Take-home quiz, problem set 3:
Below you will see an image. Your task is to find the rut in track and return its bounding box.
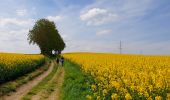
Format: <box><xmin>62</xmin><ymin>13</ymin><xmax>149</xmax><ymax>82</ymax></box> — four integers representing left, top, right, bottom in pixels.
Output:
<box><xmin>31</xmin><ymin>66</ymin><xmax>65</xmax><ymax>100</ymax></box>
<box><xmin>47</xmin><ymin>67</ymin><xmax>65</xmax><ymax>100</ymax></box>
<box><xmin>1</xmin><ymin>62</ymin><xmax>54</xmax><ymax>100</ymax></box>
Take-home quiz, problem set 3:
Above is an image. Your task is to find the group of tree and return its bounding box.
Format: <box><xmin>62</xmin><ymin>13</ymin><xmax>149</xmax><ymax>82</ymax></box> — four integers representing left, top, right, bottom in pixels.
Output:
<box><xmin>28</xmin><ymin>19</ymin><xmax>65</xmax><ymax>56</ymax></box>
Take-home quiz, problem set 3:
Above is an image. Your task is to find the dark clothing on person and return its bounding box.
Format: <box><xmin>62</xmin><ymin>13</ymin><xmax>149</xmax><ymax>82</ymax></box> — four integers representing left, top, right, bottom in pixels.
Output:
<box><xmin>61</xmin><ymin>57</ymin><xmax>64</xmax><ymax>66</ymax></box>
<box><xmin>56</xmin><ymin>58</ymin><xmax>59</xmax><ymax>64</ymax></box>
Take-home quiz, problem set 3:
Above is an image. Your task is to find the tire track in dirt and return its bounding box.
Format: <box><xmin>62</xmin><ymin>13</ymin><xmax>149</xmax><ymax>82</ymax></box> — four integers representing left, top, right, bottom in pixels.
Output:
<box><xmin>47</xmin><ymin>67</ymin><xmax>64</xmax><ymax>100</ymax></box>
<box><xmin>31</xmin><ymin>67</ymin><xmax>65</xmax><ymax>100</ymax></box>
<box><xmin>1</xmin><ymin>62</ymin><xmax>54</xmax><ymax>100</ymax></box>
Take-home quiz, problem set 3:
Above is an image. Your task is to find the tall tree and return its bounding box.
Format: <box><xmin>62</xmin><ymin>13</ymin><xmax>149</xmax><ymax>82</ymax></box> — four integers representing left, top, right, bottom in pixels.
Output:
<box><xmin>28</xmin><ymin>18</ymin><xmax>65</xmax><ymax>56</ymax></box>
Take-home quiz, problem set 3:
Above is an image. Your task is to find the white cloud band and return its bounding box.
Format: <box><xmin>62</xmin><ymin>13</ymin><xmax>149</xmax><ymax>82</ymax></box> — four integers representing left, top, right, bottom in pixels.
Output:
<box><xmin>80</xmin><ymin>8</ymin><xmax>118</xmax><ymax>25</ymax></box>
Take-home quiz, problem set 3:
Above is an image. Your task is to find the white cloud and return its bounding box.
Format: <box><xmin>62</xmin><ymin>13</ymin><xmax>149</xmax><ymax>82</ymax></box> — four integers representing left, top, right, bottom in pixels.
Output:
<box><xmin>80</xmin><ymin>8</ymin><xmax>118</xmax><ymax>25</ymax></box>
<box><xmin>80</xmin><ymin>0</ymin><xmax>154</xmax><ymax>25</ymax></box>
<box><xmin>0</xmin><ymin>17</ymin><xmax>38</xmax><ymax>54</ymax></box>
<box><xmin>0</xmin><ymin>29</ymin><xmax>28</xmax><ymax>42</ymax></box>
<box><xmin>16</xmin><ymin>9</ymin><xmax>27</xmax><ymax>16</ymax></box>
<box><xmin>0</xmin><ymin>17</ymin><xmax>34</xmax><ymax>27</ymax></box>
<box><xmin>80</xmin><ymin>8</ymin><xmax>107</xmax><ymax>20</ymax></box>
<box><xmin>96</xmin><ymin>29</ymin><xmax>112</xmax><ymax>36</ymax></box>
<box><xmin>0</xmin><ymin>0</ymin><xmax>169</xmax><ymax>55</ymax></box>
<box><xmin>46</xmin><ymin>15</ymin><xmax>63</xmax><ymax>23</ymax></box>
<box><xmin>0</xmin><ymin>29</ymin><xmax>40</xmax><ymax>54</ymax></box>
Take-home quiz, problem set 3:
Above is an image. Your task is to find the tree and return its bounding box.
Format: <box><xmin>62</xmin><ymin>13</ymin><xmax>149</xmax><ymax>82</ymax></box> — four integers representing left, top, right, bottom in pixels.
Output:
<box><xmin>28</xmin><ymin>18</ymin><xmax>65</xmax><ymax>56</ymax></box>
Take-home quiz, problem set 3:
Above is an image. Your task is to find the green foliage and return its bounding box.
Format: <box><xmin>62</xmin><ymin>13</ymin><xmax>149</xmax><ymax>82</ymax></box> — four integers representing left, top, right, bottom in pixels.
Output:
<box><xmin>61</xmin><ymin>60</ymin><xmax>93</xmax><ymax>100</ymax></box>
<box><xmin>0</xmin><ymin>61</ymin><xmax>49</xmax><ymax>96</ymax></box>
<box><xmin>28</xmin><ymin>19</ymin><xmax>66</xmax><ymax>56</ymax></box>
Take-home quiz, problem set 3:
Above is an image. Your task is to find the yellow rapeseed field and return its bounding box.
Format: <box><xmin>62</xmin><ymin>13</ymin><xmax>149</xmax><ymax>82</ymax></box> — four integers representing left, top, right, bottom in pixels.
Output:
<box><xmin>0</xmin><ymin>53</ymin><xmax>45</xmax><ymax>83</ymax></box>
<box><xmin>63</xmin><ymin>53</ymin><xmax>170</xmax><ymax>100</ymax></box>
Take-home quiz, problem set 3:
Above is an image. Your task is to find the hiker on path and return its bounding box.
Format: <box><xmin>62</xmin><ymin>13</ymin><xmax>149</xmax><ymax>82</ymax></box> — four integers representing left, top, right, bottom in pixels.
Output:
<box><xmin>56</xmin><ymin>57</ymin><xmax>59</xmax><ymax>64</ymax></box>
<box><xmin>60</xmin><ymin>57</ymin><xmax>64</xmax><ymax>66</ymax></box>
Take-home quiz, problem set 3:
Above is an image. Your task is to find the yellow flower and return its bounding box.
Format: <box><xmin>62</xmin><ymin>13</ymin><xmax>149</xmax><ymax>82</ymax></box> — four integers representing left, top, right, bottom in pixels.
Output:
<box><xmin>155</xmin><ymin>96</ymin><xmax>161</xmax><ymax>100</ymax></box>
<box><xmin>147</xmin><ymin>96</ymin><xmax>152</xmax><ymax>100</ymax></box>
<box><xmin>148</xmin><ymin>85</ymin><xmax>153</xmax><ymax>92</ymax></box>
<box><xmin>125</xmin><ymin>93</ymin><xmax>132</xmax><ymax>100</ymax></box>
<box><xmin>63</xmin><ymin>53</ymin><xmax>170</xmax><ymax>100</ymax></box>
<box><xmin>102</xmin><ymin>89</ymin><xmax>107</xmax><ymax>96</ymax></box>
<box><xmin>91</xmin><ymin>84</ymin><xmax>97</xmax><ymax>91</ymax></box>
<box><xmin>0</xmin><ymin>53</ymin><xmax>44</xmax><ymax>82</ymax></box>
<box><xmin>86</xmin><ymin>95</ymin><xmax>92</xmax><ymax>100</ymax></box>
<box><xmin>97</xmin><ymin>96</ymin><xmax>101</xmax><ymax>100</ymax></box>
<box><xmin>111</xmin><ymin>81</ymin><xmax>120</xmax><ymax>88</ymax></box>
<box><xmin>111</xmin><ymin>93</ymin><xmax>118</xmax><ymax>100</ymax></box>
<box><xmin>143</xmin><ymin>91</ymin><xmax>149</xmax><ymax>97</ymax></box>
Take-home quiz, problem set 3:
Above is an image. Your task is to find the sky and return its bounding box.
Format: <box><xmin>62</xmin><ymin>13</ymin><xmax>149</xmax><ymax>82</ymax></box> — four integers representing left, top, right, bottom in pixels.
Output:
<box><xmin>0</xmin><ymin>0</ymin><xmax>170</xmax><ymax>55</ymax></box>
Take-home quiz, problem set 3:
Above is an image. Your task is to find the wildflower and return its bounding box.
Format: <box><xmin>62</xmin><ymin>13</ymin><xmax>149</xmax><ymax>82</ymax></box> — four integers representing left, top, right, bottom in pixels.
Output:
<box><xmin>97</xmin><ymin>96</ymin><xmax>100</xmax><ymax>100</ymax></box>
<box><xmin>155</xmin><ymin>96</ymin><xmax>162</xmax><ymax>100</ymax></box>
<box><xmin>147</xmin><ymin>96</ymin><xmax>152</xmax><ymax>100</ymax></box>
<box><xmin>111</xmin><ymin>93</ymin><xmax>118</xmax><ymax>100</ymax></box>
<box><xmin>102</xmin><ymin>89</ymin><xmax>107</xmax><ymax>96</ymax></box>
<box><xmin>125</xmin><ymin>93</ymin><xmax>132</xmax><ymax>100</ymax></box>
<box><xmin>86</xmin><ymin>95</ymin><xmax>92</xmax><ymax>100</ymax></box>
<box><xmin>91</xmin><ymin>84</ymin><xmax>97</xmax><ymax>91</ymax></box>
<box><xmin>63</xmin><ymin>53</ymin><xmax>170</xmax><ymax>100</ymax></box>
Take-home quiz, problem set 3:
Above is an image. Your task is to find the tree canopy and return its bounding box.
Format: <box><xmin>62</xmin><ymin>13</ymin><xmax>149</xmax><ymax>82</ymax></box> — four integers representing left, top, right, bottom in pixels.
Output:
<box><xmin>28</xmin><ymin>18</ymin><xmax>65</xmax><ymax>56</ymax></box>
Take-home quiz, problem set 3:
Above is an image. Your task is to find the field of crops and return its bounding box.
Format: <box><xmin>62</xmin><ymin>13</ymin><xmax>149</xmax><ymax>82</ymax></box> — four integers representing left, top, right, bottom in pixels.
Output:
<box><xmin>0</xmin><ymin>53</ymin><xmax>45</xmax><ymax>83</ymax></box>
<box><xmin>63</xmin><ymin>53</ymin><xmax>170</xmax><ymax>100</ymax></box>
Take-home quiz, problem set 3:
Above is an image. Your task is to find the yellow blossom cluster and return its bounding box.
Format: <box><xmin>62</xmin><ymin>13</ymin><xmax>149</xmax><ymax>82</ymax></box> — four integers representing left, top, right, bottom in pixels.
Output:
<box><xmin>0</xmin><ymin>53</ymin><xmax>45</xmax><ymax>83</ymax></box>
<box><xmin>63</xmin><ymin>53</ymin><xmax>170</xmax><ymax>100</ymax></box>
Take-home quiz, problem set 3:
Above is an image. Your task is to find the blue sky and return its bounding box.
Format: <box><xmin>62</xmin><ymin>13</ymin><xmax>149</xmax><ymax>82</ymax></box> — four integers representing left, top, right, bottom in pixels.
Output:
<box><xmin>0</xmin><ymin>0</ymin><xmax>170</xmax><ymax>55</ymax></box>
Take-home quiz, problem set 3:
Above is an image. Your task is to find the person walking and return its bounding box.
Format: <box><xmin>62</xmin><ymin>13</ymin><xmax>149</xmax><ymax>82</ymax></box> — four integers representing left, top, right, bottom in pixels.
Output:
<box><xmin>56</xmin><ymin>57</ymin><xmax>59</xmax><ymax>64</ymax></box>
<box><xmin>60</xmin><ymin>57</ymin><xmax>64</xmax><ymax>66</ymax></box>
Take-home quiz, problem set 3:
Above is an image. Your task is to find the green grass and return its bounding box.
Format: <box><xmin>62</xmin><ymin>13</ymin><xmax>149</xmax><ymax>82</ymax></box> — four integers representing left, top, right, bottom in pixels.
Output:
<box><xmin>22</xmin><ymin>62</ymin><xmax>58</xmax><ymax>100</ymax></box>
<box><xmin>0</xmin><ymin>61</ymin><xmax>50</xmax><ymax>96</ymax></box>
<box><xmin>61</xmin><ymin>60</ymin><xmax>93</xmax><ymax>100</ymax></box>
<box><xmin>38</xmin><ymin>66</ymin><xmax>64</xmax><ymax>99</ymax></box>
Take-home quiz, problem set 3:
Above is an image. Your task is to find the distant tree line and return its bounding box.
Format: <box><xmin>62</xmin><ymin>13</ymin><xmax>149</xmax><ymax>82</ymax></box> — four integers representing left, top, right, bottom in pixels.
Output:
<box><xmin>28</xmin><ymin>19</ymin><xmax>65</xmax><ymax>56</ymax></box>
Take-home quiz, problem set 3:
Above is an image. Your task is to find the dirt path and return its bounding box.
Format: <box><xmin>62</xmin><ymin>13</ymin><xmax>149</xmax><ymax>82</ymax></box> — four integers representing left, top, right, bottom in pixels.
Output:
<box><xmin>31</xmin><ymin>67</ymin><xmax>65</xmax><ymax>100</ymax></box>
<box><xmin>47</xmin><ymin>67</ymin><xmax>64</xmax><ymax>100</ymax></box>
<box><xmin>1</xmin><ymin>62</ymin><xmax>54</xmax><ymax>100</ymax></box>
